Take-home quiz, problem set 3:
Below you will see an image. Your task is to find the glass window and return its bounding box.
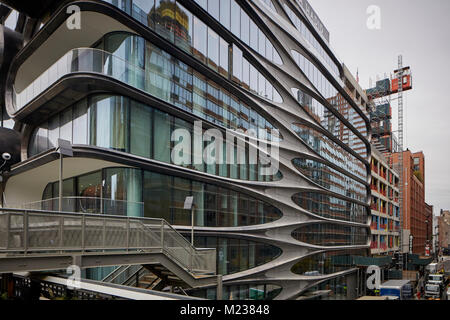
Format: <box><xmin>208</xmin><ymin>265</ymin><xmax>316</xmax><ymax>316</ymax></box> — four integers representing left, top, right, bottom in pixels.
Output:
<box><xmin>130</xmin><ymin>100</ymin><xmax>152</xmax><ymax>158</ymax></box>
<box><xmin>153</xmin><ymin>109</ymin><xmax>171</xmax><ymax>163</ymax></box>
<box><xmin>36</xmin><ymin>124</ymin><xmax>49</xmax><ymax>155</ymax></box>
<box><xmin>207</xmin><ymin>28</ymin><xmax>219</xmax><ymax>71</ymax></box>
<box><xmin>242</xmin><ymin>58</ymin><xmax>250</xmax><ymax>90</ymax></box>
<box><xmin>60</xmin><ymin>107</ymin><xmax>73</xmax><ymax>143</ymax></box>
<box><xmin>193</xmin><ymin>16</ymin><xmax>207</xmax><ymax>63</ymax></box>
<box><xmin>171</xmin><ymin>176</ymin><xmax>192</xmax><ymax>225</ymax></box>
<box><xmin>249</xmin><ymin>20</ymin><xmax>258</xmax><ymax>51</ymax></box>
<box><xmin>291</xmin><ymin>123</ymin><xmax>367</xmax><ymax>180</ymax></box>
<box><xmin>249</xmin><ymin>63</ymin><xmax>257</xmax><ymax>94</ymax></box>
<box><xmin>77</xmin><ymin>171</ymin><xmax>102</xmax><ymax>199</ymax></box>
<box><xmin>292</xmin><ymin>158</ymin><xmax>366</xmax><ymax>202</ymax></box>
<box><xmin>195</xmin><ymin>0</ymin><xmax>207</xmax><ymax>10</ymax></box>
<box><xmin>132</xmin><ymin>0</ymin><xmax>155</xmax><ymax>28</ymax></box>
<box><xmin>154</xmin><ymin>0</ymin><xmax>175</xmax><ymax>43</ymax></box>
<box><xmin>293</xmin><ymin>192</ymin><xmax>368</xmax><ymax>224</ymax></box>
<box><xmin>292</xmin><ymin>224</ymin><xmax>368</xmax><ymax>246</ymax></box>
<box><xmin>73</xmin><ymin>99</ymin><xmax>88</xmax><ymax>145</ymax></box>
<box><xmin>258</xmin><ymin>29</ymin><xmax>266</xmax><ymax>57</ymax></box>
<box><xmin>175</xmin><ymin>3</ymin><xmax>193</xmax><ymax>54</ymax></box>
<box><xmin>91</xmin><ymin>95</ymin><xmax>129</xmax><ymax>152</ymax></box>
<box><xmin>219</xmin><ymin>38</ymin><xmax>229</xmax><ymax>78</ymax></box>
<box><xmin>104</xmin><ymin>167</ymin><xmax>142</xmax><ymax>216</ymax></box>
<box><xmin>240</xmin><ymin>10</ymin><xmax>250</xmax><ymax>45</ymax></box>
<box><xmin>220</xmin><ymin>0</ymin><xmax>231</xmax><ymax>30</ymax></box>
<box><xmin>207</xmin><ymin>0</ymin><xmax>219</xmax><ymax>21</ymax></box>
<box><xmin>232</xmin><ymin>44</ymin><xmax>242</xmax><ymax>83</ymax></box>
<box><xmin>143</xmin><ymin>171</ymin><xmax>171</xmax><ymax>222</ymax></box>
<box><xmin>48</xmin><ymin>114</ymin><xmax>59</xmax><ymax>149</ymax></box>
<box><xmin>230</xmin><ymin>0</ymin><xmax>240</xmax><ymax>38</ymax></box>
<box><xmin>146</xmin><ymin>43</ymin><xmax>172</xmax><ymax>103</ymax></box>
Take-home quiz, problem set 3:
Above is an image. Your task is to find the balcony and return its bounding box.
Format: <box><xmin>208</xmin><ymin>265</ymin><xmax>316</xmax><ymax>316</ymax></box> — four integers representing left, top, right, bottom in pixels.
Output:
<box><xmin>370</xmin><ymin>242</ymin><xmax>379</xmax><ymax>249</ymax></box>
<box><xmin>19</xmin><ymin>197</ymin><xmax>144</xmax><ymax>217</ymax></box>
<box><xmin>370</xmin><ymin>222</ymin><xmax>378</xmax><ymax>230</ymax></box>
<box><xmin>14</xmin><ymin>48</ymin><xmax>147</xmax><ymax>112</ymax></box>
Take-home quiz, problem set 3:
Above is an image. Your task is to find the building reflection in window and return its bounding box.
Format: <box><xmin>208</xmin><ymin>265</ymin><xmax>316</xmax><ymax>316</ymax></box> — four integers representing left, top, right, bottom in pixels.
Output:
<box><xmin>291</xmin><ymin>249</ymin><xmax>367</xmax><ymax>276</ymax></box>
<box><xmin>292</xmin><ymin>158</ymin><xmax>367</xmax><ymax>202</ymax></box>
<box><xmin>292</xmin><ymin>192</ymin><xmax>368</xmax><ymax>224</ymax></box>
<box><xmin>29</xmin><ymin>94</ymin><xmax>283</xmax><ymax>182</ymax></box>
<box><xmin>291</xmin><ymin>123</ymin><xmax>366</xmax><ymax>181</ymax></box>
<box><xmin>42</xmin><ymin>167</ymin><xmax>283</xmax><ymax>227</ymax></box>
<box><xmin>292</xmin><ymin>223</ymin><xmax>368</xmax><ymax>247</ymax></box>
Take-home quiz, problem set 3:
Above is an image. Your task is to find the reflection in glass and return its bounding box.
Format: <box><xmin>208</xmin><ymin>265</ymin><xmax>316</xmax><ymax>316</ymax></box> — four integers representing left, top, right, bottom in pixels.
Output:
<box><xmin>292</xmin><ymin>192</ymin><xmax>368</xmax><ymax>224</ymax></box>
<box><xmin>292</xmin><ymin>88</ymin><xmax>368</xmax><ymax>160</ymax></box>
<box><xmin>42</xmin><ymin>167</ymin><xmax>283</xmax><ymax>227</ymax></box>
<box><xmin>292</xmin><ymin>224</ymin><xmax>368</xmax><ymax>246</ymax></box>
<box><xmin>29</xmin><ymin>94</ymin><xmax>282</xmax><ymax>182</ymax></box>
<box><xmin>291</xmin><ymin>249</ymin><xmax>367</xmax><ymax>276</ymax></box>
<box><xmin>193</xmin><ymin>236</ymin><xmax>282</xmax><ymax>275</ymax></box>
<box><xmin>291</xmin><ymin>123</ymin><xmax>366</xmax><ymax>181</ymax></box>
<box><xmin>292</xmin><ymin>158</ymin><xmax>366</xmax><ymax>202</ymax></box>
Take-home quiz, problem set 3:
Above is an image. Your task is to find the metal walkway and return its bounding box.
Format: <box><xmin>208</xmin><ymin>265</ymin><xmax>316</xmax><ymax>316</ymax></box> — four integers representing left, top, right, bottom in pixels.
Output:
<box><xmin>0</xmin><ymin>208</ymin><xmax>217</xmax><ymax>289</ymax></box>
<box><xmin>6</xmin><ymin>273</ymin><xmax>204</xmax><ymax>300</ymax></box>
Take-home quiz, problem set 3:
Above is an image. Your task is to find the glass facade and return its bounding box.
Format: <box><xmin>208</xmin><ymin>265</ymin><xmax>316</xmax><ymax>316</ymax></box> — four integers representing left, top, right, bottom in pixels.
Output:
<box><xmin>190</xmin><ymin>283</ymin><xmax>282</xmax><ymax>300</ymax></box>
<box><xmin>291</xmin><ymin>87</ymin><xmax>368</xmax><ymax>160</ymax></box>
<box><xmin>192</xmin><ymin>0</ymin><xmax>282</xmax><ymax>65</ymax></box>
<box><xmin>292</xmin><ymin>224</ymin><xmax>368</xmax><ymax>247</ymax></box>
<box><xmin>283</xmin><ymin>4</ymin><xmax>339</xmax><ymax>78</ymax></box>
<box><xmin>292</xmin><ymin>192</ymin><xmax>367</xmax><ymax>224</ymax></box>
<box><xmin>291</xmin><ymin>123</ymin><xmax>367</xmax><ymax>180</ymax></box>
<box><xmin>192</xmin><ymin>236</ymin><xmax>282</xmax><ymax>275</ymax></box>
<box><xmin>298</xmin><ymin>274</ymin><xmax>348</xmax><ymax>300</ymax></box>
<box><xmin>291</xmin><ymin>50</ymin><xmax>369</xmax><ymax>160</ymax></box>
<box><xmin>292</xmin><ymin>158</ymin><xmax>366</xmax><ymax>202</ymax></box>
<box><xmin>42</xmin><ymin>167</ymin><xmax>283</xmax><ymax>228</ymax></box>
<box><xmin>102</xmin><ymin>0</ymin><xmax>283</xmax><ymax>102</ymax></box>
<box><xmin>29</xmin><ymin>94</ymin><xmax>282</xmax><ymax>181</ymax></box>
<box><xmin>232</xmin><ymin>44</ymin><xmax>283</xmax><ymax>103</ymax></box>
<box><xmin>291</xmin><ymin>249</ymin><xmax>367</xmax><ymax>276</ymax></box>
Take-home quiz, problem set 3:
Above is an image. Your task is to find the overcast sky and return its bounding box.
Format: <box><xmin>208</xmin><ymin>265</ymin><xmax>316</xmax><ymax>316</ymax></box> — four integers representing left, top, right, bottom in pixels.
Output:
<box><xmin>308</xmin><ymin>0</ymin><xmax>450</xmax><ymax>216</ymax></box>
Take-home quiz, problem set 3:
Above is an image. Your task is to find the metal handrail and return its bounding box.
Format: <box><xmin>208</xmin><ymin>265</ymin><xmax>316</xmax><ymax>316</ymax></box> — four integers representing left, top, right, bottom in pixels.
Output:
<box><xmin>17</xmin><ymin>196</ymin><xmax>144</xmax><ymax>216</ymax></box>
<box><xmin>0</xmin><ymin>208</ymin><xmax>216</xmax><ymax>275</ymax></box>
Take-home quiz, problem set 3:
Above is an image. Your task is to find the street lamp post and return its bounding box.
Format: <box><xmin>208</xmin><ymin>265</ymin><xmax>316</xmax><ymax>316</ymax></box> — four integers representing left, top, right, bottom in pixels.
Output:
<box><xmin>56</xmin><ymin>139</ymin><xmax>73</xmax><ymax>212</ymax></box>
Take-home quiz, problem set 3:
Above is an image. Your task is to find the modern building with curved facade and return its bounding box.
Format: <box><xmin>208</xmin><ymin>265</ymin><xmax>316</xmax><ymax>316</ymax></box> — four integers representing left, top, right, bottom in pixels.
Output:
<box><xmin>0</xmin><ymin>0</ymin><xmax>372</xmax><ymax>300</ymax></box>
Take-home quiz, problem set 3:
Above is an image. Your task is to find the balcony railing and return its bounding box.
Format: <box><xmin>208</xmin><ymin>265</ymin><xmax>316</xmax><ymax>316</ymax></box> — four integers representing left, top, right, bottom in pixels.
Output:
<box><xmin>14</xmin><ymin>48</ymin><xmax>150</xmax><ymax>111</ymax></box>
<box><xmin>18</xmin><ymin>197</ymin><xmax>144</xmax><ymax>217</ymax></box>
<box><xmin>370</xmin><ymin>242</ymin><xmax>378</xmax><ymax>249</ymax></box>
<box><xmin>0</xmin><ymin>208</ymin><xmax>216</xmax><ymax>275</ymax></box>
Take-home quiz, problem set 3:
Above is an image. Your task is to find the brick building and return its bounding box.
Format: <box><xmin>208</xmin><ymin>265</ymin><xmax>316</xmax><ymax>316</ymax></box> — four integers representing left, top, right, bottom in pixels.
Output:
<box><xmin>392</xmin><ymin>150</ymin><xmax>427</xmax><ymax>255</ymax></box>
<box><xmin>438</xmin><ymin>210</ymin><xmax>450</xmax><ymax>251</ymax></box>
